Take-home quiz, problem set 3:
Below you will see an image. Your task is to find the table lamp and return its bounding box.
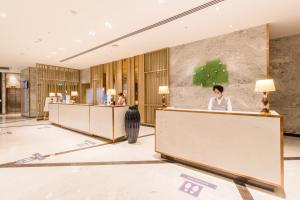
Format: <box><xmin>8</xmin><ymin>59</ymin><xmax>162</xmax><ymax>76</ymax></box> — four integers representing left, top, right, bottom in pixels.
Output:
<box><xmin>255</xmin><ymin>79</ymin><xmax>276</xmax><ymax>113</ymax></box>
<box><xmin>49</xmin><ymin>92</ymin><xmax>55</xmax><ymax>97</ymax></box>
<box><xmin>158</xmin><ymin>86</ymin><xmax>169</xmax><ymax>107</ymax></box>
<box><xmin>107</xmin><ymin>89</ymin><xmax>116</xmax><ymax>105</ymax></box>
<box><xmin>71</xmin><ymin>91</ymin><xmax>78</xmax><ymax>103</ymax></box>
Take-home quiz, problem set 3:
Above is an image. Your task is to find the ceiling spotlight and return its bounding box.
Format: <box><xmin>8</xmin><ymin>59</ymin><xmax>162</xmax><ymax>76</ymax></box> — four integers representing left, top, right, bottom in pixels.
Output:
<box><xmin>89</xmin><ymin>31</ymin><xmax>96</xmax><ymax>36</ymax></box>
<box><xmin>1</xmin><ymin>13</ymin><xmax>6</xmax><ymax>17</ymax></box>
<box><xmin>70</xmin><ymin>9</ymin><xmax>78</xmax><ymax>15</ymax></box>
<box><xmin>158</xmin><ymin>0</ymin><xmax>165</xmax><ymax>4</ymax></box>
<box><xmin>104</xmin><ymin>21</ymin><xmax>112</xmax><ymax>29</ymax></box>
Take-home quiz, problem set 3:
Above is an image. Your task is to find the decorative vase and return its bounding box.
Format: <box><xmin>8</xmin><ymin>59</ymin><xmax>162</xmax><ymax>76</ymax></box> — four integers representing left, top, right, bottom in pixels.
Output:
<box><xmin>125</xmin><ymin>106</ymin><xmax>141</xmax><ymax>143</ymax></box>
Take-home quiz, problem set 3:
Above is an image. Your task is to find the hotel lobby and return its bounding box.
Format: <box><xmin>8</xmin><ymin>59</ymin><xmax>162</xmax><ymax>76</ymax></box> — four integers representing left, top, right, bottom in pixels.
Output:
<box><xmin>1</xmin><ymin>0</ymin><xmax>300</xmax><ymax>200</ymax></box>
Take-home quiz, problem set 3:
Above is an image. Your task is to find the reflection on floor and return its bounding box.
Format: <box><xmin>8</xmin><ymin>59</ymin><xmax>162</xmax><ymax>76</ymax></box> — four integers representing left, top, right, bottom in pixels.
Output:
<box><xmin>0</xmin><ymin>116</ymin><xmax>300</xmax><ymax>200</ymax></box>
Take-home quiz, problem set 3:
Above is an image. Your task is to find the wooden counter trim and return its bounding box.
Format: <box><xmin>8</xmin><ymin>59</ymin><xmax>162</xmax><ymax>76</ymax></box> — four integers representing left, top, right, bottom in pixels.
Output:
<box><xmin>156</xmin><ymin>108</ymin><xmax>282</xmax><ymax>118</ymax></box>
<box><xmin>280</xmin><ymin>116</ymin><xmax>284</xmax><ymax>187</ymax></box>
<box><xmin>155</xmin><ymin>109</ymin><xmax>284</xmax><ymax>189</ymax></box>
<box><xmin>112</xmin><ymin>106</ymin><xmax>115</xmax><ymax>143</ymax></box>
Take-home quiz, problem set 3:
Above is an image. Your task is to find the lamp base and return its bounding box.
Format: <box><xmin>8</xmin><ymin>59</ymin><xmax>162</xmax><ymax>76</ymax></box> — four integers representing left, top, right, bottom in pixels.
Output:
<box><xmin>162</xmin><ymin>95</ymin><xmax>167</xmax><ymax>107</ymax></box>
<box><xmin>260</xmin><ymin>108</ymin><xmax>270</xmax><ymax>114</ymax></box>
<box><xmin>261</xmin><ymin>92</ymin><xmax>270</xmax><ymax>114</ymax></box>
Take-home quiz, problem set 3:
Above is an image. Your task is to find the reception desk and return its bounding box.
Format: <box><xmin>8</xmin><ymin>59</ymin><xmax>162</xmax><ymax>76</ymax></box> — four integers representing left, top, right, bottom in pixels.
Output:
<box><xmin>49</xmin><ymin>103</ymin><xmax>128</xmax><ymax>142</ymax></box>
<box><xmin>155</xmin><ymin>108</ymin><xmax>283</xmax><ymax>188</ymax></box>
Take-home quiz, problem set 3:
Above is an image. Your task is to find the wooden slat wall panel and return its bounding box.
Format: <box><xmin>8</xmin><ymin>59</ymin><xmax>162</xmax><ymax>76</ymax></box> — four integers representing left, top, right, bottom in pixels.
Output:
<box><xmin>89</xmin><ymin>48</ymin><xmax>169</xmax><ymax>125</ymax></box>
<box><xmin>144</xmin><ymin>48</ymin><xmax>169</xmax><ymax>125</ymax></box>
<box><xmin>36</xmin><ymin>63</ymin><xmax>80</xmax><ymax>119</ymax></box>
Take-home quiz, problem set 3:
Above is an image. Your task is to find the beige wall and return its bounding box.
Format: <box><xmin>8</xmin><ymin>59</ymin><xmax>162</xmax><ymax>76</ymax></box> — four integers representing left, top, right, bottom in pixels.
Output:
<box><xmin>6</xmin><ymin>73</ymin><xmax>20</xmax><ymax>88</ymax></box>
<box><xmin>169</xmin><ymin>25</ymin><xmax>267</xmax><ymax>112</ymax></box>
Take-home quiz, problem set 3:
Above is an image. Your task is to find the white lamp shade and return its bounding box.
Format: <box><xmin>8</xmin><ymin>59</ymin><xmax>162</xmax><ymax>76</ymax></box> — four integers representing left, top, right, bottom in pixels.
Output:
<box><xmin>49</xmin><ymin>92</ymin><xmax>56</xmax><ymax>97</ymax></box>
<box><xmin>107</xmin><ymin>89</ymin><xmax>116</xmax><ymax>96</ymax></box>
<box><xmin>158</xmin><ymin>86</ymin><xmax>169</xmax><ymax>94</ymax></box>
<box><xmin>255</xmin><ymin>79</ymin><xmax>276</xmax><ymax>92</ymax></box>
<box><xmin>71</xmin><ymin>91</ymin><xmax>78</xmax><ymax>97</ymax></box>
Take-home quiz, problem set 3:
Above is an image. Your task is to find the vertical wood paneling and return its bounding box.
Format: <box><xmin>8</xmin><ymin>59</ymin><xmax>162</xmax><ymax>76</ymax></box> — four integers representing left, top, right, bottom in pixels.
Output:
<box><xmin>138</xmin><ymin>54</ymin><xmax>145</xmax><ymax>123</ymax></box>
<box><xmin>36</xmin><ymin>63</ymin><xmax>80</xmax><ymax>119</ymax></box>
<box><xmin>88</xmin><ymin>48</ymin><xmax>169</xmax><ymax>125</ymax></box>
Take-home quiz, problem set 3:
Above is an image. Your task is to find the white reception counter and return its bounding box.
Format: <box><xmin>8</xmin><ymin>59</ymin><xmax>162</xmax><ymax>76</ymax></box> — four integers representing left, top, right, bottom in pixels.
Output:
<box><xmin>155</xmin><ymin>108</ymin><xmax>283</xmax><ymax>189</ymax></box>
<box><xmin>49</xmin><ymin>103</ymin><xmax>128</xmax><ymax>142</ymax></box>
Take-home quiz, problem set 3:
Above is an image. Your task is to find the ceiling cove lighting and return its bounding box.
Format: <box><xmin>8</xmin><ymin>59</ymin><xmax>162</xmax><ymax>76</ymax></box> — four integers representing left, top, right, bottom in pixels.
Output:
<box><xmin>60</xmin><ymin>0</ymin><xmax>226</xmax><ymax>62</ymax></box>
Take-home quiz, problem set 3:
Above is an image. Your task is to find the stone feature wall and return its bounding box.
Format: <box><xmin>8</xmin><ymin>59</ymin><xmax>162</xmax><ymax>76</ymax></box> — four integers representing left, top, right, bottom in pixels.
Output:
<box><xmin>270</xmin><ymin>34</ymin><xmax>300</xmax><ymax>134</ymax></box>
<box><xmin>169</xmin><ymin>25</ymin><xmax>267</xmax><ymax>111</ymax></box>
<box><xmin>20</xmin><ymin>67</ymin><xmax>37</xmax><ymax>117</ymax></box>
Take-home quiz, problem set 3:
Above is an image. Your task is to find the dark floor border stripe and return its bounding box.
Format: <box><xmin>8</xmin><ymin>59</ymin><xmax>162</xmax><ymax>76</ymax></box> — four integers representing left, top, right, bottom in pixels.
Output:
<box><xmin>284</xmin><ymin>157</ymin><xmax>300</xmax><ymax>160</ymax></box>
<box><xmin>0</xmin><ymin>123</ymin><xmax>50</xmax><ymax>129</ymax></box>
<box><xmin>234</xmin><ymin>180</ymin><xmax>254</xmax><ymax>200</ymax></box>
<box><xmin>0</xmin><ymin>160</ymin><xmax>172</xmax><ymax>168</ymax></box>
<box><xmin>0</xmin><ymin>118</ymin><xmax>33</xmax><ymax>125</ymax></box>
<box><xmin>0</xmin><ymin>132</ymin><xmax>155</xmax><ymax>166</ymax></box>
<box><xmin>284</xmin><ymin>133</ymin><xmax>300</xmax><ymax>137</ymax></box>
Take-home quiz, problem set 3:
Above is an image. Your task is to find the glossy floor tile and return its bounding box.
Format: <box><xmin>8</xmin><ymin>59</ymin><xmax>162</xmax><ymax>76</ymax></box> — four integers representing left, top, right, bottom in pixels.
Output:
<box><xmin>0</xmin><ymin>119</ymin><xmax>300</xmax><ymax>200</ymax></box>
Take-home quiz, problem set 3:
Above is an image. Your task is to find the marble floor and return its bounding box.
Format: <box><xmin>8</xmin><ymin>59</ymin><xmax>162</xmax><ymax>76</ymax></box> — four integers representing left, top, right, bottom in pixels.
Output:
<box><xmin>0</xmin><ymin>115</ymin><xmax>300</xmax><ymax>200</ymax></box>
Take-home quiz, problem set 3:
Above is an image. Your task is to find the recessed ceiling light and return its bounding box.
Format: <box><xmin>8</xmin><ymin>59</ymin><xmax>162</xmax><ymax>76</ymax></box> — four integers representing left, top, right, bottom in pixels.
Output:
<box><xmin>1</xmin><ymin>13</ymin><xmax>6</xmax><ymax>18</ymax></box>
<box><xmin>104</xmin><ymin>21</ymin><xmax>112</xmax><ymax>29</ymax></box>
<box><xmin>75</xmin><ymin>39</ymin><xmax>81</xmax><ymax>43</ymax></box>
<box><xmin>215</xmin><ymin>6</ymin><xmax>220</xmax><ymax>11</ymax></box>
<box><xmin>132</xmin><ymin>37</ymin><xmax>137</xmax><ymax>40</ymax></box>
<box><xmin>89</xmin><ymin>31</ymin><xmax>96</xmax><ymax>36</ymax></box>
<box><xmin>158</xmin><ymin>0</ymin><xmax>165</xmax><ymax>4</ymax></box>
<box><xmin>70</xmin><ymin>10</ymin><xmax>78</xmax><ymax>15</ymax></box>
<box><xmin>229</xmin><ymin>25</ymin><xmax>233</xmax><ymax>28</ymax></box>
<box><xmin>179</xmin><ymin>20</ymin><xmax>184</xmax><ymax>24</ymax></box>
<box><xmin>58</xmin><ymin>47</ymin><xmax>65</xmax><ymax>51</ymax></box>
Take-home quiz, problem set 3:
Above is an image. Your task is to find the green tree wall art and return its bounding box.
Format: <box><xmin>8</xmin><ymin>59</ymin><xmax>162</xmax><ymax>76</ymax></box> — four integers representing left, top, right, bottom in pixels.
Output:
<box><xmin>193</xmin><ymin>59</ymin><xmax>229</xmax><ymax>87</ymax></box>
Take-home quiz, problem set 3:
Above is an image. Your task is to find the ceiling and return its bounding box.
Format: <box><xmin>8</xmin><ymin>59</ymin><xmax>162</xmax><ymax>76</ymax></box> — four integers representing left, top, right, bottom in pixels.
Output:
<box><xmin>1</xmin><ymin>0</ymin><xmax>300</xmax><ymax>70</ymax></box>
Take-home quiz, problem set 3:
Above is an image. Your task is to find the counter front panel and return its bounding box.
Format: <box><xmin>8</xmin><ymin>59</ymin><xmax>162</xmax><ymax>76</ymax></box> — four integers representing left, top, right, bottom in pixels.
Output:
<box><xmin>59</xmin><ymin>104</ymin><xmax>90</xmax><ymax>133</ymax></box>
<box><xmin>156</xmin><ymin>108</ymin><xmax>283</xmax><ymax>188</ymax></box>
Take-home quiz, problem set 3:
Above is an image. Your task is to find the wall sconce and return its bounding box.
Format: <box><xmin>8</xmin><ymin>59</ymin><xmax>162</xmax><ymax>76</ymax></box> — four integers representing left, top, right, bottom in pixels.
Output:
<box><xmin>255</xmin><ymin>79</ymin><xmax>276</xmax><ymax>113</ymax></box>
<box><xmin>158</xmin><ymin>85</ymin><xmax>169</xmax><ymax>107</ymax></box>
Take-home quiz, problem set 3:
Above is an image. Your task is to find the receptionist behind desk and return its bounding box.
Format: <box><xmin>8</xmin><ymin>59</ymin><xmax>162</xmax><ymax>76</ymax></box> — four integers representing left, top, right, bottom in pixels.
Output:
<box><xmin>208</xmin><ymin>85</ymin><xmax>232</xmax><ymax>111</ymax></box>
